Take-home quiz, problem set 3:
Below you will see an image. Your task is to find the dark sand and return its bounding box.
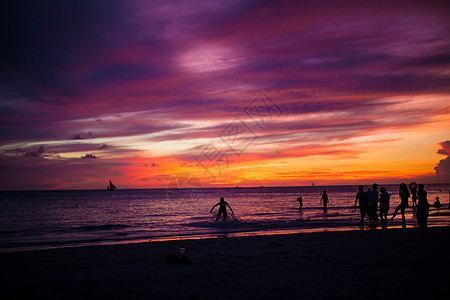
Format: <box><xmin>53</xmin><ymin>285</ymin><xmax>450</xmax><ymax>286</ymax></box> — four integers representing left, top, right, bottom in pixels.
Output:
<box><xmin>1</xmin><ymin>227</ymin><xmax>449</xmax><ymax>299</ymax></box>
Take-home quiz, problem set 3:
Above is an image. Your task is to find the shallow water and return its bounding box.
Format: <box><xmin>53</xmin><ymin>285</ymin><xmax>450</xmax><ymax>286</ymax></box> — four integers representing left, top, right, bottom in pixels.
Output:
<box><xmin>1</xmin><ymin>184</ymin><xmax>449</xmax><ymax>252</ymax></box>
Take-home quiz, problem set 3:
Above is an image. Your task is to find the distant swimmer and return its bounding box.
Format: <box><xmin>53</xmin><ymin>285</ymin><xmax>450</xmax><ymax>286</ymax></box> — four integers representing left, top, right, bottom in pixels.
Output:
<box><xmin>210</xmin><ymin>197</ymin><xmax>234</xmax><ymax>222</ymax></box>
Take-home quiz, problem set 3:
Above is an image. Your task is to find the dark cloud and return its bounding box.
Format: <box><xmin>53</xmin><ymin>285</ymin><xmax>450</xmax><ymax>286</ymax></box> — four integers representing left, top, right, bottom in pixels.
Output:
<box><xmin>0</xmin><ymin>0</ymin><xmax>171</xmax><ymax>99</ymax></box>
<box><xmin>72</xmin><ymin>134</ymin><xmax>84</xmax><ymax>140</ymax></box>
<box><xmin>437</xmin><ymin>140</ymin><xmax>450</xmax><ymax>156</ymax></box>
<box><xmin>83</xmin><ymin>63</ymin><xmax>168</xmax><ymax>85</ymax></box>
<box><xmin>81</xmin><ymin>154</ymin><xmax>97</xmax><ymax>159</ymax></box>
<box><xmin>434</xmin><ymin>157</ymin><xmax>450</xmax><ymax>181</ymax></box>
<box><xmin>433</xmin><ymin>141</ymin><xmax>450</xmax><ymax>181</ymax></box>
<box><xmin>23</xmin><ymin>146</ymin><xmax>45</xmax><ymax>158</ymax></box>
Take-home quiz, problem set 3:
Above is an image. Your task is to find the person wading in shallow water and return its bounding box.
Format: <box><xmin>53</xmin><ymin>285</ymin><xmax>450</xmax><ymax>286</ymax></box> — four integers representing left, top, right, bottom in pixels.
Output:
<box><xmin>391</xmin><ymin>183</ymin><xmax>410</xmax><ymax>228</ymax></box>
<box><xmin>354</xmin><ymin>185</ymin><xmax>369</xmax><ymax>227</ymax></box>
<box><xmin>297</xmin><ymin>196</ymin><xmax>303</xmax><ymax>210</ymax></box>
<box><xmin>368</xmin><ymin>183</ymin><xmax>380</xmax><ymax>230</ymax></box>
<box><xmin>321</xmin><ymin>190</ymin><xmax>329</xmax><ymax>211</ymax></box>
<box><xmin>379</xmin><ymin>187</ymin><xmax>390</xmax><ymax>229</ymax></box>
<box><xmin>416</xmin><ymin>184</ymin><xmax>429</xmax><ymax>229</ymax></box>
<box><xmin>210</xmin><ymin>197</ymin><xmax>234</xmax><ymax>222</ymax></box>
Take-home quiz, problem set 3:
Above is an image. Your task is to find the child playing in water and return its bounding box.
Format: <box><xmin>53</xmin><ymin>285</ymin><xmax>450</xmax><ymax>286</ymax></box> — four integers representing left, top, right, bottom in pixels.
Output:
<box><xmin>210</xmin><ymin>197</ymin><xmax>234</xmax><ymax>222</ymax></box>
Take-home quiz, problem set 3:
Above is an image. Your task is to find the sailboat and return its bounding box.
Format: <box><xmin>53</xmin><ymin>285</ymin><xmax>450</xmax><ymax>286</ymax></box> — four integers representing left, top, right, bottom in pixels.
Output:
<box><xmin>106</xmin><ymin>180</ymin><xmax>117</xmax><ymax>191</ymax></box>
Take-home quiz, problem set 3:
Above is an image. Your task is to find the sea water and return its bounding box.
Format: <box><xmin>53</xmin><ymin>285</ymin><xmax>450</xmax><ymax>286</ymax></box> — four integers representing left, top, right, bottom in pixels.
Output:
<box><xmin>1</xmin><ymin>184</ymin><xmax>449</xmax><ymax>252</ymax></box>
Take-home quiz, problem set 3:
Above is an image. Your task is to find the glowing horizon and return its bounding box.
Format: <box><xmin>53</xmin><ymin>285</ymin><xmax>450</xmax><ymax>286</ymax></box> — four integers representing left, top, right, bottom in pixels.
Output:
<box><xmin>1</xmin><ymin>0</ymin><xmax>449</xmax><ymax>190</ymax></box>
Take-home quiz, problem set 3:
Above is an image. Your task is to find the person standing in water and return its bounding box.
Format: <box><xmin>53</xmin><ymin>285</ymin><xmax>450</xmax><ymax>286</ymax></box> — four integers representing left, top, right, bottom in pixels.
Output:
<box><xmin>416</xmin><ymin>184</ymin><xmax>429</xmax><ymax>229</ymax></box>
<box><xmin>297</xmin><ymin>196</ymin><xmax>303</xmax><ymax>210</ymax></box>
<box><xmin>391</xmin><ymin>183</ymin><xmax>410</xmax><ymax>228</ymax></box>
<box><xmin>354</xmin><ymin>185</ymin><xmax>369</xmax><ymax>227</ymax></box>
<box><xmin>410</xmin><ymin>182</ymin><xmax>418</xmax><ymax>208</ymax></box>
<box><xmin>321</xmin><ymin>190</ymin><xmax>329</xmax><ymax>211</ymax></box>
<box><xmin>379</xmin><ymin>187</ymin><xmax>390</xmax><ymax>229</ymax></box>
<box><xmin>210</xmin><ymin>197</ymin><xmax>234</xmax><ymax>222</ymax></box>
<box><xmin>368</xmin><ymin>183</ymin><xmax>379</xmax><ymax>230</ymax></box>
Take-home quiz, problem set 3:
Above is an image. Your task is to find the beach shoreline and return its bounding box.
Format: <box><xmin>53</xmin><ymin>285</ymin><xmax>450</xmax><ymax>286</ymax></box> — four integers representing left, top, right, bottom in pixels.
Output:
<box><xmin>2</xmin><ymin>227</ymin><xmax>449</xmax><ymax>299</ymax></box>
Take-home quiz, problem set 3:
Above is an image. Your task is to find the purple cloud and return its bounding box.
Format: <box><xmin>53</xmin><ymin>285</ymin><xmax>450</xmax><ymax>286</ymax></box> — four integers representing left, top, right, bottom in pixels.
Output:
<box><xmin>437</xmin><ymin>141</ymin><xmax>450</xmax><ymax>156</ymax></box>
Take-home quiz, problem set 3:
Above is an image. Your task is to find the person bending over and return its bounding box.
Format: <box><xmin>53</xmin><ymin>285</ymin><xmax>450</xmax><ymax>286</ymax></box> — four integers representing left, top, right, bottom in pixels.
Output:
<box><xmin>210</xmin><ymin>197</ymin><xmax>234</xmax><ymax>222</ymax></box>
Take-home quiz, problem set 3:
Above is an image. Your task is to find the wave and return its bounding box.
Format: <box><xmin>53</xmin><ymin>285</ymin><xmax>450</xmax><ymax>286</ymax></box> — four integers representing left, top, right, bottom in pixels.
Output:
<box><xmin>70</xmin><ymin>224</ymin><xmax>132</xmax><ymax>232</ymax></box>
<box><xmin>288</xmin><ymin>205</ymin><xmax>355</xmax><ymax>210</ymax></box>
<box><xmin>184</xmin><ymin>216</ymin><xmax>358</xmax><ymax>232</ymax></box>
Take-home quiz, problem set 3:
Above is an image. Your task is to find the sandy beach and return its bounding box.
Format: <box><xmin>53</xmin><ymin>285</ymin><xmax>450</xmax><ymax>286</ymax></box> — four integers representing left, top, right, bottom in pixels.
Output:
<box><xmin>2</xmin><ymin>227</ymin><xmax>449</xmax><ymax>300</ymax></box>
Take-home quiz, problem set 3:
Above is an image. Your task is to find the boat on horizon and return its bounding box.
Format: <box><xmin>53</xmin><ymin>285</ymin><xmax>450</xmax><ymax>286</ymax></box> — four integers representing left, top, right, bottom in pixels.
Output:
<box><xmin>106</xmin><ymin>180</ymin><xmax>117</xmax><ymax>191</ymax></box>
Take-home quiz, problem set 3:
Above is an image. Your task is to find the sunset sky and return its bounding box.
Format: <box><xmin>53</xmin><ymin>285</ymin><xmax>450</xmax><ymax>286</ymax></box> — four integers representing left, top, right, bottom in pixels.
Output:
<box><xmin>1</xmin><ymin>0</ymin><xmax>449</xmax><ymax>190</ymax></box>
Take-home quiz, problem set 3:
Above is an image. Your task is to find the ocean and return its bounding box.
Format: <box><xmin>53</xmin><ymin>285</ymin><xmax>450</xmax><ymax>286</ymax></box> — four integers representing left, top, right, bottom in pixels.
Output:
<box><xmin>1</xmin><ymin>184</ymin><xmax>449</xmax><ymax>253</ymax></box>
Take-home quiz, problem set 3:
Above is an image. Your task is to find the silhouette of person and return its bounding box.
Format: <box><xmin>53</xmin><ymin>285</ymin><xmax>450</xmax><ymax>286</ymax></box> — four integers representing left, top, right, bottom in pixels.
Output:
<box><xmin>391</xmin><ymin>183</ymin><xmax>410</xmax><ymax>228</ymax></box>
<box><xmin>416</xmin><ymin>184</ymin><xmax>429</xmax><ymax>229</ymax></box>
<box><xmin>410</xmin><ymin>182</ymin><xmax>417</xmax><ymax>207</ymax></box>
<box><xmin>368</xmin><ymin>183</ymin><xmax>379</xmax><ymax>230</ymax></box>
<box><xmin>354</xmin><ymin>185</ymin><xmax>369</xmax><ymax>227</ymax></box>
<box><xmin>210</xmin><ymin>197</ymin><xmax>234</xmax><ymax>222</ymax></box>
<box><xmin>432</xmin><ymin>197</ymin><xmax>441</xmax><ymax>208</ymax></box>
<box><xmin>379</xmin><ymin>187</ymin><xmax>390</xmax><ymax>229</ymax></box>
<box><xmin>321</xmin><ymin>190</ymin><xmax>328</xmax><ymax>211</ymax></box>
<box><xmin>297</xmin><ymin>196</ymin><xmax>303</xmax><ymax>210</ymax></box>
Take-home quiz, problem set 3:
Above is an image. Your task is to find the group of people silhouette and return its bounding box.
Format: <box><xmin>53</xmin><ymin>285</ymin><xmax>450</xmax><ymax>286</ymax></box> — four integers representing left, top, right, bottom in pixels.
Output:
<box><xmin>211</xmin><ymin>184</ymin><xmax>447</xmax><ymax>229</ymax></box>
<box><xmin>354</xmin><ymin>183</ymin><xmax>432</xmax><ymax>229</ymax></box>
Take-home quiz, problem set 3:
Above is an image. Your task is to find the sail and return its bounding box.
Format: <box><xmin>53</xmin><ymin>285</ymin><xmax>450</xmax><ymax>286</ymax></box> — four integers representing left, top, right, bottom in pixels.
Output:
<box><xmin>107</xmin><ymin>180</ymin><xmax>117</xmax><ymax>191</ymax></box>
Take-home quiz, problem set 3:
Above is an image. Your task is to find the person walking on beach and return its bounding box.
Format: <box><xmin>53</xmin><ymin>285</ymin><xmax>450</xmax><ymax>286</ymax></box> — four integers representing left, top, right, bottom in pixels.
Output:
<box><xmin>368</xmin><ymin>183</ymin><xmax>379</xmax><ymax>230</ymax></box>
<box><xmin>321</xmin><ymin>190</ymin><xmax>329</xmax><ymax>211</ymax></box>
<box><xmin>391</xmin><ymin>183</ymin><xmax>410</xmax><ymax>228</ymax></box>
<box><xmin>379</xmin><ymin>187</ymin><xmax>390</xmax><ymax>229</ymax></box>
<box><xmin>354</xmin><ymin>185</ymin><xmax>369</xmax><ymax>227</ymax></box>
<box><xmin>210</xmin><ymin>197</ymin><xmax>234</xmax><ymax>222</ymax></box>
<box><xmin>297</xmin><ymin>196</ymin><xmax>303</xmax><ymax>210</ymax></box>
<box><xmin>416</xmin><ymin>184</ymin><xmax>429</xmax><ymax>229</ymax></box>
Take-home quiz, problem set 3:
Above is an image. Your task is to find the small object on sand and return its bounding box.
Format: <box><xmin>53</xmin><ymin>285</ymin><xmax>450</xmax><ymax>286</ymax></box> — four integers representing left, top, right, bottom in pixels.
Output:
<box><xmin>164</xmin><ymin>249</ymin><xmax>193</xmax><ymax>265</ymax></box>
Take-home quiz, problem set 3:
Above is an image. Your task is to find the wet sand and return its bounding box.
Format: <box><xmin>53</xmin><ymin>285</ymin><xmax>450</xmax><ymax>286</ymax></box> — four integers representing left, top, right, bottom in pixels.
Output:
<box><xmin>1</xmin><ymin>227</ymin><xmax>449</xmax><ymax>299</ymax></box>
